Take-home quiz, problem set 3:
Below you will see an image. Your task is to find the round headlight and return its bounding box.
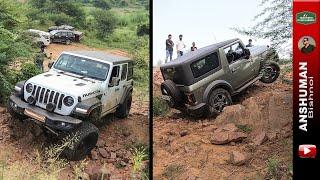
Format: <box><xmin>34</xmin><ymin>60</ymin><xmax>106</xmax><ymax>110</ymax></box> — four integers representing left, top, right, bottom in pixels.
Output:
<box><xmin>26</xmin><ymin>83</ymin><xmax>33</xmax><ymax>93</ymax></box>
<box><xmin>63</xmin><ymin>96</ymin><xmax>74</xmax><ymax>107</ymax></box>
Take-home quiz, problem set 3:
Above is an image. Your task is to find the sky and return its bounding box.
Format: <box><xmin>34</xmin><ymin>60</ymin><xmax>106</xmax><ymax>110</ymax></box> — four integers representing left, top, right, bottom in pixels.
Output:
<box><xmin>153</xmin><ymin>0</ymin><xmax>271</xmax><ymax>66</ymax></box>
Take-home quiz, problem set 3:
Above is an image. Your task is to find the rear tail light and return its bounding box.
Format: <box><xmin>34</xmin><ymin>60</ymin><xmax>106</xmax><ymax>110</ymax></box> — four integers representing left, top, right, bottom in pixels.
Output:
<box><xmin>185</xmin><ymin>93</ymin><xmax>196</xmax><ymax>105</ymax></box>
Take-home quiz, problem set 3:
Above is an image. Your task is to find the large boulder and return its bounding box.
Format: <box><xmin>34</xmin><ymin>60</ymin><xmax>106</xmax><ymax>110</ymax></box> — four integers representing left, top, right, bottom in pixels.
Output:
<box><xmin>215</xmin><ymin>105</ymin><xmax>245</xmax><ymax>124</ymax></box>
<box><xmin>268</xmin><ymin>93</ymin><xmax>292</xmax><ymax>130</ymax></box>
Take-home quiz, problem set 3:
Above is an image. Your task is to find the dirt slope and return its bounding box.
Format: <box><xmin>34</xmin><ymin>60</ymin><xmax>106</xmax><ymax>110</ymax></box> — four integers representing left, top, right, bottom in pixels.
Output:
<box><xmin>0</xmin><ymin>43</ymin><xmax>149</xmax><ymax>179</ymax></box>
<box><xmin>153</xmin><ymin>66</ymin><xmax>293</xmax><ymax>179</ymax></box>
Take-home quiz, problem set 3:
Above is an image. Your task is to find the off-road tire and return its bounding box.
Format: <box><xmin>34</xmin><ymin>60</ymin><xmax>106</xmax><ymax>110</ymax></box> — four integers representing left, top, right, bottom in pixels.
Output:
<box><xmin>61</xmin><ymin>122</ymin><xmax>99</xmax><ymax>161</ymax></box>
<box><xmin>88</xmin><ymin>106</ymin><xmax>102</xmax><ymax>126</ymax></box>
<box><xmin>259</xmin><ymin>61</ymin><xmax>280</xmax><ymax>84</ymax></box>
<box><xmin>115</xmin><ymin>93</ymin><xmax>132</xmax><ymax>118</ymax></box>
<box><xmin>207</xmin><ymin>88</ymin><xmax>232</xmax><ymax>117</ymax></box>
<box><xmin>161</xmin><ymin>80</ymin><xmax>183</xmax><ymax>107</ymax></box>
<box><xmin>65</xmin><ymin>39</ymin><xmax>71</xmax><ymax>45</ymax></box>
<box><xmin>7</xmin><ymin>100</ymin><xmax>27</xmax><ymax>121</ymax></box>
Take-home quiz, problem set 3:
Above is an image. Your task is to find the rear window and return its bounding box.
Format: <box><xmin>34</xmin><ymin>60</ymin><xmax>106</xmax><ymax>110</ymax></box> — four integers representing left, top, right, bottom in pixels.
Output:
<box><xmin>162</xmin><ymin>66</ymin><xmax>185</xmax><ymax>85</ymax></box>
<box><xmin>190</xmin><ymin>52</ymin><xmax>219</xmax><ymax>78</ymax></box>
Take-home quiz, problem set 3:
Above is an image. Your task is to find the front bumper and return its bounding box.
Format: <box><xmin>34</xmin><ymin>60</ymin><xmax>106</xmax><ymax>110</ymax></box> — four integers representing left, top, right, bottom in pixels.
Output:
<box><xmin>8</xmin><ymin>95</ymin><xmax>82</xmax><ymax>132</ymax></box>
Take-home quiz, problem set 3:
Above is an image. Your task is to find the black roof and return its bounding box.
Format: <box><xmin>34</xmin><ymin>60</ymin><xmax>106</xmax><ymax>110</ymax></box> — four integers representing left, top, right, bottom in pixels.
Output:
<box><xmin>63</xmin><ymin>51</ymin><xmax>131</xmax><ymax>63</ymax></box>
<box><xmin>161</xmin><ymin>38</ymin><xmax>238</xmax><ymax>68</ymax></box>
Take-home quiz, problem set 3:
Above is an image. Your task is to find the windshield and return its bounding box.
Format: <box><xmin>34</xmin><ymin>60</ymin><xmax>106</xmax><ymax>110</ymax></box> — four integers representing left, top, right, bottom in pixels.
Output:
<box><xmin>53</xmin><ymin>54</ymin><xmax>110</xmax><ymax>81</ymax></box>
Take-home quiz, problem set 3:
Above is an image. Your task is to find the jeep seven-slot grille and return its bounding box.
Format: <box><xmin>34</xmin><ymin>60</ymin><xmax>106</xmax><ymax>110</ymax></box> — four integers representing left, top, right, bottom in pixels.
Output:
<box><xmin>31</xmin><ymin>85</ymin><xmax>65</xmax><ymax>110</ymax></box>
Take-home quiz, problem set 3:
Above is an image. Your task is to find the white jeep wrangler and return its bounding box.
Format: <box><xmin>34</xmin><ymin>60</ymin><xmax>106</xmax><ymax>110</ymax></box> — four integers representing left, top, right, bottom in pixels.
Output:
<box><xmin>7</xmin><ymin>51</ymin><xmax>133</xmax><ymax>160</ymax></box>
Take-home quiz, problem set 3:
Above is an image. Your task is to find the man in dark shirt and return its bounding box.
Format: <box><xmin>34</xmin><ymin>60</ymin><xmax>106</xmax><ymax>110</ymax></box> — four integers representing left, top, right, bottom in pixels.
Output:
<box><xmin>246</xmin><ymin>39</ymin><xmax>253</xmax><ymax>47</ymax></box>
<box><xmin>165</xmin><ymin>34</ymin><xmax>174</xmax><ymax>63</ymax></box>
<box><xmin>301</xmin><ymin>37</ymin><xmax>315</xmax><ymax>54</ymax></box>
<box><xmin>34</xmin><ymin>52</ymin><xmax>45</xmax><ymax>72</ymax></box>
<box><xmin>191</xmin><ymin>42</ymin><xmax>197</xmax><ymax>51</ymax></box>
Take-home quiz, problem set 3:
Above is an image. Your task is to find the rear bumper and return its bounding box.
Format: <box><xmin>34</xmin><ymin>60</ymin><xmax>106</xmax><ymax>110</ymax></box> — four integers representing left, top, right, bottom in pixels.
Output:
<box><xmin>162</xmin><ymin>96</ymin><xmax>207</xmax><ymax>115</ymax></box>
<box><xmin>8</xmin><ymin>95</ymin><xmax>82</xmax><ymax>132</ymax></box>
<box><xmin>176</xmin><ymin>103</ymin><xmax>207</xmax><ymax>115</ymax></box>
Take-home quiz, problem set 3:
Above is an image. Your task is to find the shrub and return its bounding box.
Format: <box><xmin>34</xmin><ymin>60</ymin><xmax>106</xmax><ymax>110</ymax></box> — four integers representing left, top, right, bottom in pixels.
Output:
<box><xmin>153</xmin><ymin>96</ymin><xmax>169</xmax><ymax>116</ymax></box>
<box><xmin>93</xmin><ymin>0</ymin><xmax>111</xmax><ymax>10</ymax></box>
<box><xmin>130</xmin><ymin>11</ymin><xmax>148</xmax><ymax>24</ymax></box>
<box><xmin>17</xmin><ymin>62</ymin><xmax>42</xmax><ymax>82</ymax></box>
<box><xmin>92</xmin><ymin>9</ymin><xmax>117</xmax><ymax>38</ymax></box>
<box><xmin>131</xmin><ymin>37</ymin><xmax>149</xmax><ymax>68</ymax></box>
<box><xmin>137</xmin><ymin>23</ymin><xmax>149</xmax><ymax>36</ymax></box>
<box><xmin>267</xmin><ymin>157</ymin><xmax>280</xmax><ymax>179</ymax></box>
<box><xmin>48</xmin><ymin>13</ymin><xmax>74</xmax><ymax>26</ymax></box>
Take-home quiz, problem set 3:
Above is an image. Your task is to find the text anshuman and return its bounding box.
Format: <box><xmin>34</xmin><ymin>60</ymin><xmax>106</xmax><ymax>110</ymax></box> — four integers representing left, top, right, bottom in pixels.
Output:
<box><xmin>299</xmin><ymin>62</ymin><xmax>314</xmax><ymax>132</ymax></box>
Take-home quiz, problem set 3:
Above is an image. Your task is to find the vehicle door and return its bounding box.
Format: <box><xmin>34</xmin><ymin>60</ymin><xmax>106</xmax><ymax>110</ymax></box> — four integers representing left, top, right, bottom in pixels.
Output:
<box><xmin>103</xmin><ymin>65</ymin><xmax>121</xmax><ymax>112</ymax></box>
<box><xmin>61</xmin><ymin>31</ymin><xmax>67</xmax><ymax>43</ymax></box>
<box><xmin>119</xmin><ymin>63</ymin><xmax>128</xmax><ymax>100</ymax></box>
<box><xmin>68</xmin><ymin>32</ymin><xmax>75</xmax><ymax>41</ymax></box>
<box><xmin>53</xmin><ymin>32</ymin><xmax>62</xmax><ymax>43</ymax></box>
<box><xmin>223</xmin><ymin>42</ymin><xmax>253</xmax><ymax>89</ymax></box>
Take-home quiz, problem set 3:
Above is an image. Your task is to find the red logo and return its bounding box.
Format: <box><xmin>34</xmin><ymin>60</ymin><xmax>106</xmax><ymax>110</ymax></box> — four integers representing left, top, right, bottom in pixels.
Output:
<box><xmin>299</xmin><ymin>145</ymin><xmax>317</xmax><ymax>158</ymax></box>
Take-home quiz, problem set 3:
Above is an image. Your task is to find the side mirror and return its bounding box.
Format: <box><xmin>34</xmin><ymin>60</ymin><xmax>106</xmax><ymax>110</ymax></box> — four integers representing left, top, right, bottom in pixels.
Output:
<box><xmin>48</xmin><ymin>61</ymin><xmax>55</xmax><ymax>69</ymax></box>
<box><xmin>110</xmin><ymin>77</ymin><xmax>120</xmax><ymax>87</ymax></box>
<box><xmin>244</xmin><ymin>48</ymin><xmax>251</xmax><ymax>59</ymax></box>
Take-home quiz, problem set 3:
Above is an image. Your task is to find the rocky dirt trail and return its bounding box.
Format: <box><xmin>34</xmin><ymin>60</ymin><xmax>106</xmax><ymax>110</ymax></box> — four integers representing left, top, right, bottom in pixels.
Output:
<box><xmin>0</xmin><ymin>43</ymin><xmax>149</xmax><ymax>180</ymax></box>
<box><xmin>153</xmin><ymin>66</ymin><xmax>293</xmax><ymax>179</ymax></box>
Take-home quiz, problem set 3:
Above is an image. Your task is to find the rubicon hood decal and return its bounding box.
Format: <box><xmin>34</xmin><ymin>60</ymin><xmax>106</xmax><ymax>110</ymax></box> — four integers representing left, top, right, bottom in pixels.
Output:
<box><xmin>83</xmin><ymin>90</ymin><xmax>101</xmax><ymax>98</ymax></box>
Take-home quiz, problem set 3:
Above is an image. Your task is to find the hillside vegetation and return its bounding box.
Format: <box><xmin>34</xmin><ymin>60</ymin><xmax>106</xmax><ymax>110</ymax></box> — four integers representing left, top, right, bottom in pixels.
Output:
<box><xmin>0</xmin><ymin>0</ymin><xmax>149</xmax><ymax>103</ymax></box>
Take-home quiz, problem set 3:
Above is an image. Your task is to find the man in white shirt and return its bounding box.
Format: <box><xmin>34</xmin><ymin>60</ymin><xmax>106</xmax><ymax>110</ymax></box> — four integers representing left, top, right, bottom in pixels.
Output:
<box><xmin>176</xmin><ymin>34</ymin><xmax>186</xmax><ymax>57</ymax></box>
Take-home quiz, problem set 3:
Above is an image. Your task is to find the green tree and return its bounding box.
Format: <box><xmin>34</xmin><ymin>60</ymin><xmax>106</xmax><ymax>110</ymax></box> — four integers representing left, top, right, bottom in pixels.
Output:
<box><xmin>0</xmin><ymin>0</ymin><xmax>36</xmax><ymax>103</ymax></box>
<box><xmin>29</xmin><ymin>0</ymin><xmax>47</xmax><ymax>9</ymax></box>
<box><xmin>232</xmin><ymin>0</ymin><xmax>292</xmax><ymax>48</ymax></box>
<box><xmin>93</xmin><ymin>0</ymin><xmax>111</xmax><ymax>10</ymax></box>
<box><xmin>92</xmin><ymin>9</ymin><xmax>117</xmax><ymax>38</ymax></box>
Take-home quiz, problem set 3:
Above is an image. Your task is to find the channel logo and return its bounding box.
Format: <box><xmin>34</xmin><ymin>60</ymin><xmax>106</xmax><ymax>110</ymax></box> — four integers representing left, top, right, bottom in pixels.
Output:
<box><xmin>298</xmin><ymin>145</ymin><xmax>317</xmax><ymax>158</ymax></box>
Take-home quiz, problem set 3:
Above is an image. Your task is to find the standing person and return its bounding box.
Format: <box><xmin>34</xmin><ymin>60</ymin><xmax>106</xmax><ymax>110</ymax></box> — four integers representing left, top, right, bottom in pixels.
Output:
<box><xmin>34</xmin><ymin>53</ymin><xmax>45</xmax><ymax>72</ymax></box>
<box><xmin>165</xmin><ymin>34</ymin><xmax>174</xmax><ymax>63</ymax></box>
<box><xmin>40</xmin><ymin>43</ymin><xmax>46</xmax><ymax>53</ymax></box>
<box><xmin>246</xmin><ymin>39</ymin><xmax>253</xmax><ymax>47</ymax></box>
<box><xmin>191</xmin><ymin>42</ymin><xmax>197</xmax><ymax>51</ymax></box>
<box><xmin>176</xmin><ymin>34</ymin><xmax>186</xmax><ymax>57</ymax></box>
<box><xmin>48</xmin><ymin>52</ymin><xmax>53</xmax><ymax>61</ymax></box>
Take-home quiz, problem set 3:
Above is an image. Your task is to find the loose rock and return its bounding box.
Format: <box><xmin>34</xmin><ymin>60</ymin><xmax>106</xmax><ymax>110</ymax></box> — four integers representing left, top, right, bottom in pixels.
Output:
<box><xmin>180</xmin><ymin>130</ymin><xmax>188</xmax><ymax>137</ymax></box>
<box><xmin>91</xmin><ymin>150</ymin><xmax>99</xmax><ymax>160</ymax></box>
<box><xmin>253</xmin><ymin>131</ymin><xmax>268</xmax><ymax>145</ymax></box>
<box><xmin>98</xmin><ymin>148</ymin><xmax>109</xmax><ymax>158</ymax></box>
<box><xmin>110</xmin><ymin>152</ymin><xmax>117</xmax><ymax>159</ymax></box>
<box><xmin>96</xmin><ymin>139</ymin><xmax>105</xmax><ymax>148</ymax></box>
<box><xmin>0</xmin><ymin>107</ymin><xmax>6</xmax><ymax>114</ymax></box>
<box><xmin>228</xmin><ymin>151</ymin><xmax>250</xmax><ymax>166</ymax></box>
<box><xmin>211</xmin><ymin>131</ymin><xmax>229</xmax><ymax>145</ymax></box>
<box><xmin>228</xmin><ymin>132</ymin><xmax>247</xmax><ymax>142</ymax></box>
<box><xmin>267</xmin><ymin>132</ymin><xmax>277</xmax><ymax>141</ymax></box>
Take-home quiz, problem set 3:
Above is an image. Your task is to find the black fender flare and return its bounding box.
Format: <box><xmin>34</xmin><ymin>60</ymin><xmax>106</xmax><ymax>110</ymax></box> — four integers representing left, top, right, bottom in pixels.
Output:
<box><xmin>120</xmin><ymin>86</ymin><xmax>133</xmax><ymax>105</ymax></box>
<box><xmin>15</xmin><ymin>80</ymin><xmax>26</xmax><ymax>99</ymax></box>
<box><xmin>73</xmin><ymin>97</ymin><xmax>102</xmax><ymax>117</ymax></box>
<box><xmin>203</xmin><ymin>80</ymin><xmax>233</xmax><ymax>103</ymax></box>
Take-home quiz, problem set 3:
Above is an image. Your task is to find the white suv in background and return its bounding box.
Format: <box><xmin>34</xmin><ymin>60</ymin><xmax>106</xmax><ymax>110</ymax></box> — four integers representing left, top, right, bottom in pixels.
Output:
<box><xmin>27</xmin><ymin>29</ymin><xmax>51</xmax><ymax>46</ymax></box>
